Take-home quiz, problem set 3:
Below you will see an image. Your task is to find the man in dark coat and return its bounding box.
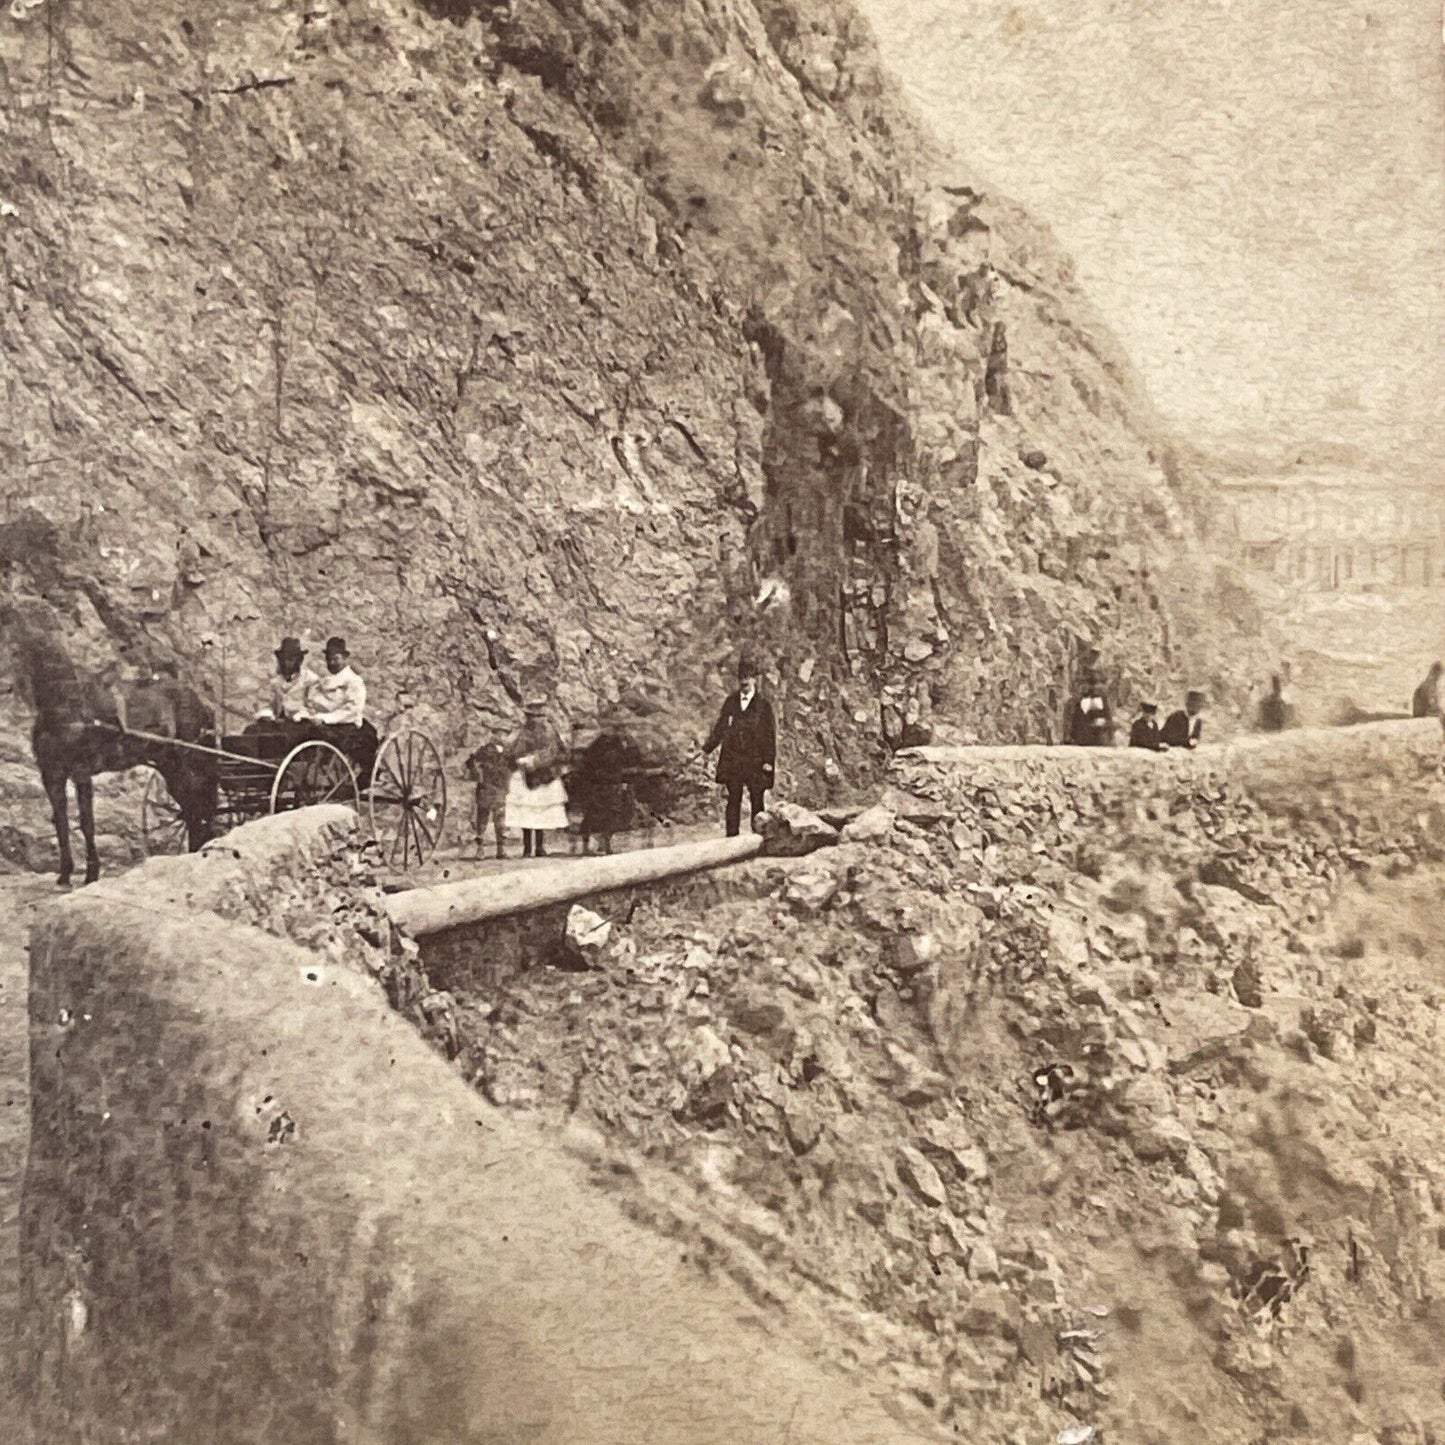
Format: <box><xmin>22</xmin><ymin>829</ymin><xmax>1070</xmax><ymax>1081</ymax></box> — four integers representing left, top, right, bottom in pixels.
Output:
<box><xmin>1254</xmin><ymin>670</ymin><xmax>1288</xmax><ymax>728</ymax></box>
<box><xmin>1162</xmin><ymin>690</ymin><xmax>1206</xmax><ymax>749</ymax></box>
<box><xmin>702</xmin><ymin>652</ymin><xmax>777</xmax><ymax>837</ymax></box>
<box><xmin>1128</xmin><ymin>700</ymin><xmax>1164</xmax><ymax>751</ymax></box>
<box><xmin>1065</xmin><ymin>670</ymin><xmax>1114</xmax><ymax>747</ymax></box>
<box><xmin>1412</xmin><ymin>662</ymin><xmax>1442</xmax><ymax>718</ymax></box>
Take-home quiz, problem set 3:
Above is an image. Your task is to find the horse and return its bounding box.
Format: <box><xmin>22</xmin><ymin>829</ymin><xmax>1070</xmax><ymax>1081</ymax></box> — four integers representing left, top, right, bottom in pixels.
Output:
<box><xmin>3</xmin><ymin>608</ymin><xmax>218</xmax><ymax>885</ymax></box>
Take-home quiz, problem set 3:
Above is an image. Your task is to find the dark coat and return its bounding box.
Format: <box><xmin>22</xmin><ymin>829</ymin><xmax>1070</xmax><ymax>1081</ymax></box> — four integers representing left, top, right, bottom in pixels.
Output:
<box><xmin>1412</xmin><ymin>674</ymin><xmax>1440</xmax><ymax>718</ymax></box>
<box><xmin>1066</xmin><ymin>694</ymin><xmax>1113</xmax><ymax>747</ymax></box>
<box><xmin>464</xmin><ymin>741</ymin><xmax>510</xmax><ymax>806</ymax></box>
<box><xmin>704</xmin><ymin>689</ymin><xmax>777</xmax><ymax>788</ymax></box>
<box><xmin>1129</xmin><ymin>715</ymin><xmax>1163</xmax><ymax>751</ymax></box>
<box><xmin>571</xmin><ymin>731</ymin><xmax>637</xmax><ymax>837</ymax></box>
<box><xmin>1257</xmin><ymin>696</ymin><xmax>1288</xmax><ymax>733</ymax></box>
<box><xmin>1161</xmin><ymin>709</ymin><xmax>1202</xmax><ymax>748</ymax></box>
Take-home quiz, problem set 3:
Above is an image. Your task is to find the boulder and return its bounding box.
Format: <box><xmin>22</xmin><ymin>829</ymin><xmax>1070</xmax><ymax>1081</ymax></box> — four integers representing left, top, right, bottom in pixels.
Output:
<box><xmin>1162</xmin><ymin>993</ymin><xmax>1260</xmax><ymax>1074</ymax></box>
<box><xmin>891</xmin><ymin>931</ymin><xmax>939</xmax><ymax>974</ymax></box>
<box><xmin>921</xmin><ymin>1118</ymin><xmax>991</xmax><ymax>1183</ymax></box>
<box><xmin>561</xmin><ymin>905</ymin><xmax>613</xmax><ymax>969</ymax></box>
<box><xmin>755</xmin><ymin>801</ymin><xmax>841</xmax><ymax>856</ymax></box>
<box><xmin>1116</xmin><ymin>1074</ymin><xmax>1175</xmax><ymax>1119</ymax></box>
<box><xmin>678</xmin><ymin>1025</ymin><xmax>734</xmax><ymax>1123</ymax></box>
<box><xmin>728</xmin><ymin>991</ymin><xmax>788</xmax><ymax>1041</ymax></box>
<box><xmin>877</xmin><ymin>786</ymin><xmax>954</xmax><ymax>827</ymax></box>
<box><xmin>841</xmin><ymin>803</ymin><xmax>896</xmax><ymax>843</ymax></box>
<box><xmin>782</xmin><ymin>1096</ymin><xmax>824</xmax><ymax>1155</ymax></box>
<box><xmin>785</xmin><ymin>869</ymin><xmax>840</xmax><ymax>913</ymax></box>
<box><xmin>1047</xmin><ymin>911</ymin><xmax>1092</xmax><ymax>970</ymax></box>
<box><xmin>1131</xmin><ymin>1114</ymin><xmax>1192</xmax><ymax>1164</ymax></box>
<box><xmin>1231</xmin><ymin>958</ymin><xmax>1264</xmax><ymax>1009</ymax></box>
<box><xmin>893</xmin><ymin>1068</ymin><xmax>951</xmax><ymax>1108</ymax></box>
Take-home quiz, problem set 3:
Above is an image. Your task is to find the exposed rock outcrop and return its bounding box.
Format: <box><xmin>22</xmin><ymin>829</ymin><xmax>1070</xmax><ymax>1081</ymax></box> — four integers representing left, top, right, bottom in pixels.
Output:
<box><xmin>1</xmin><ymin>0</ymin><xmax>1262</xmax><ymax>864</ymax></box>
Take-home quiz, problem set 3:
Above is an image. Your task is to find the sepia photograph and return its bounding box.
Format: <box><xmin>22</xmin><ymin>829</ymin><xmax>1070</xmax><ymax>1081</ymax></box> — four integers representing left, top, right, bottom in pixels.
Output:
<box><xmin>1</xmin><ymin>1</ymin><xmax>1442</xmax><ymax>1441</ymax></box>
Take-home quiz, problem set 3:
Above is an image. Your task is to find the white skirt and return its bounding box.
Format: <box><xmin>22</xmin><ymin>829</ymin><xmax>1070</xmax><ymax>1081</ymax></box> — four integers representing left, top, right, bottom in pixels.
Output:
<box><xmin>504</xmin><ymin>770</ymin><xmax>569</xmax><ymax>832</ymax></box>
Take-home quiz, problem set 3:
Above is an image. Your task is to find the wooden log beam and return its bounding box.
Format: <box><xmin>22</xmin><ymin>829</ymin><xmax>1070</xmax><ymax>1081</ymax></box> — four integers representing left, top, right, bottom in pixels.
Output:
<box><xmin>386</xmin><ymin>834</ymin><xmax>764</xmax><ymax>937</ymax></box>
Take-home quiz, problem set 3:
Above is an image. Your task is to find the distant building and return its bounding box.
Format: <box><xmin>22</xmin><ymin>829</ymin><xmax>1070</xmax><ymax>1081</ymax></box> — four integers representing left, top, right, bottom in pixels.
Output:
<box><xmin>1222</xmin><ymin>471</ymin><xmax>1445</xmax><ymax>591</ymax></box>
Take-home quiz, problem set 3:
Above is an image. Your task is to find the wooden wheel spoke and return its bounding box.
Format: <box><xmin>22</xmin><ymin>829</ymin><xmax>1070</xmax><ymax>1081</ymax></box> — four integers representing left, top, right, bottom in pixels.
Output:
<box><xmin>314</xmin><ymin>772</ymin><xmax>350</xmax><ymax>805</ymax></box>
<box><xmin>399</xmin><ymin>806</ymin><xmax>414</xmax><ymax>869</ymax></box>
<box><xmin>378</xmin><ymin>753</ymin><xmax>407</xmax><ymax>796</ymax></box>
<box><xmin>411</xmin><ymin>805</ymin><xmax>437</xmax><ymax>849</ymax></box>
<box><xmin>367</xmin><ymin>732</ymin><xmax>445</xmax><ymax>870</ymax></box>
<box><xmin>272</xmin><ymin>742</ymin><xmax>357</xmax><ymax>817</ymax></box>
<box><xmin>142</xmin><ymin>768</ymin><xmax>193</xmax><ymax>857</ymax></box>
<box><xmin>405</xmin><ymin>808</ymin><xmax>425</xmax><ymax>865</ymax></box>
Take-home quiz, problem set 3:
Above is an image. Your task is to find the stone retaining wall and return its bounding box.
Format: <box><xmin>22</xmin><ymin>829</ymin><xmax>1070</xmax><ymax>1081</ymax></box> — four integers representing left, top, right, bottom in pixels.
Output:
<box><xmin>888</xmin><ymin>720</ymin><xmax>1445</xmax><ymax>870</ymax></box>
<box><xmin>17</xmin><ymin>808</ymin><xmax>930</xmax><ymax>1445</ymax></box>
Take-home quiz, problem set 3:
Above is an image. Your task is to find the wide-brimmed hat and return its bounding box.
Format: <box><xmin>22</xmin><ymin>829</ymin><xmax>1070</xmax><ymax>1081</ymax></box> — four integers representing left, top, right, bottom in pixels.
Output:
<box><xmin>1139</xmin><ymin>701</ymin><xmax>1158</xmax><ymax>713</ymax></box>
<box><xmin>323</xmin><ymin>635</ymin><xmax>349</xmax><ymax>659</ymax></box>
<box><xmin>275</xmin><ymin>636</ymin><xmax>306</xmax><ymax>662</ymax></box>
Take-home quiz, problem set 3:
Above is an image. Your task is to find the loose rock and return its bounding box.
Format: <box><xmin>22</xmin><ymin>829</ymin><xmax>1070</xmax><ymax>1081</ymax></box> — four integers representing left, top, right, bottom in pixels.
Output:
<box><xmin>755</xmin><ymin>801</ymin><xmax>842</xmax><ymax>856</ymax></box>
<box><xmin>897</xmin><ymin>1144</ymin><xmax>950</xmax><ymax>1206</ymax></box>
<box><xmin>562</xmin><ymin>905</ymin><xmax>613</xmax><ymax>969</ymax></box>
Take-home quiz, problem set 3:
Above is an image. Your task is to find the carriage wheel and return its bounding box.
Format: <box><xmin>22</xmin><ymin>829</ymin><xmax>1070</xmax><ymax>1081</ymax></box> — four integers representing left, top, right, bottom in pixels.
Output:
<box><xmin>368</xmin><ymin>731</ymin><xmax>447</xmax><ymax>869</ymax></box>
<box><xmin>269</xmin><ymin>741</ymin><xmax>360</xmax><ymax>817</ymax></box>
<box><xmin>139</xmin><ymin>768</ymin><xmax>189</xmax><ymax>858</ymax></box>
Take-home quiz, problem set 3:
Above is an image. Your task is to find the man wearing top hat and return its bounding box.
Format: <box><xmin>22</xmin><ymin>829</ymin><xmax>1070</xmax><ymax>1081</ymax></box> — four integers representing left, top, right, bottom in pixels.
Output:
<box><xmin>301</xmin><ymin>636</ymin><xmax>379</xmax><ymax>786</ymax></box>
<box><xmin>1162</xmin><ymin>690</ymin><xmax>1207</xmax><ymax>749</ymax></box>
<box><xmin>304</xmin><ymin>636</ymin><xmax>367</xmax><ymax>727</ymax></box>
<box><xmin>702</xmin><ymin>650</ymin><xmax>777</xmax><ymax>837</ymax></box>
<box><xmin>257</xmin><ymin>636</ymin><xmax>318</xmax><ymax>725</ymax></box>
<box><xmin>243</xmin><ymin>635</ymin><xmax>319</xmax><ymax>745</ymax></box>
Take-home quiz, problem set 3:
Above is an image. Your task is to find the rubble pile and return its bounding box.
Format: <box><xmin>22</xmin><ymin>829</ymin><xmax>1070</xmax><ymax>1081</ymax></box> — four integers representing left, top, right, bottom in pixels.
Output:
<box><xmin>422</xmin><ymin>743</ymin><xmax>1445</xmax><ymax>1443</ymax></box>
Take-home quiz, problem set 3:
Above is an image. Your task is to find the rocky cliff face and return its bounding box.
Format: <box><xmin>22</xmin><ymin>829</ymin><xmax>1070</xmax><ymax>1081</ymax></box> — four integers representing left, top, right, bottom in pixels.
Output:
<box><xmin>0</xmin><ymin>0</ymin><xmax>1259</xmax><ymax>841</ymax></box>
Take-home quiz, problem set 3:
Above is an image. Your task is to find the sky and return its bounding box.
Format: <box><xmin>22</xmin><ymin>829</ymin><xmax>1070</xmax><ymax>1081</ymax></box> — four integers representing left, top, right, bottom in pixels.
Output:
<box><xmin>859</xmin><ymin>0</ymin><xmax>1445</xmax><ymax>467</ymax></box>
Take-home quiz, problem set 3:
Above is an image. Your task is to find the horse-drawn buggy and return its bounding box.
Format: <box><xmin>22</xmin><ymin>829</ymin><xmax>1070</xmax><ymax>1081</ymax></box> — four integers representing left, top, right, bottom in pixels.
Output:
<box><xmin>139</xmin><ymin>721</ymin><xmax>448</xmax><ymax>870</ymax></box>
<box><xmin>2</xmin><ymin>604</ymin><xmax>447</xmax><ymax>886</ymax></box>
